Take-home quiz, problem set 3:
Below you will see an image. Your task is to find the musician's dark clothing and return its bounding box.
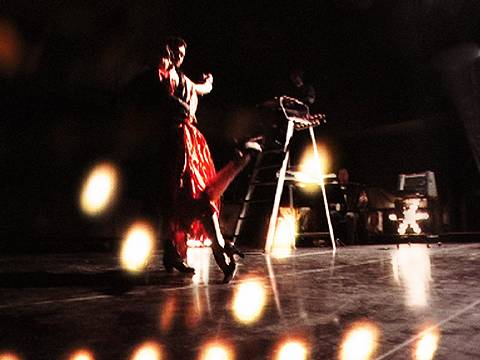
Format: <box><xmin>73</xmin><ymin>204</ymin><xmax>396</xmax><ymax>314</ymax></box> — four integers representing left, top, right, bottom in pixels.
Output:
<box><xmin>326</xmin><ymin>182</ymin><xmax>368</xmax><ymax>245</ymax></box>
<box><xmin>288</xmin><ymin>83</ymin><xmax>316</xmax><ymax>106</ymax></box>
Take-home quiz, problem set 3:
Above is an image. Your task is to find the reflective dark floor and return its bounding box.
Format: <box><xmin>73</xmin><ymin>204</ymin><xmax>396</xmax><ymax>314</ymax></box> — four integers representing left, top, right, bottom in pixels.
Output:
<box><xmin>0</xmin><ymin>242</ymin><xmax>479</xmax><ymax>359</ymax></box>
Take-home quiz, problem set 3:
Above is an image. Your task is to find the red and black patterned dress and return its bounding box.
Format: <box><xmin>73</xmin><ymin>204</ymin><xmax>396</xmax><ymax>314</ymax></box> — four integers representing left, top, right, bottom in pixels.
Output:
<box><xmin>160</xmin><ymin>67</ymin><xmax>219</xmax><ymax>259</ymax></box>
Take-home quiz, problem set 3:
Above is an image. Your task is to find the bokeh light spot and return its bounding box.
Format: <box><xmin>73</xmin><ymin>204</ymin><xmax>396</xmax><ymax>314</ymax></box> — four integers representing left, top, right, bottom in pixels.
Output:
<box><xmin>199</xmin><ymin>340</ymin><xmax>234</xmax><ymax>360</ymax></box>
<box><xmin>131</xmin><ymin>342</ymin><xmax>162</xmax><ymax>360</ymax></box>
<box><xmin>275</xmin><ymin>339</ymin><xmax>308</xmax><ymax>360</ymax></box>
<box><xmin>0</xmin><ymin>19</ymin><xmax>22</xmax><ymax>75</ymax></box>
<box><xmin>68</xmin><ymin>349</ymin><xmax>95</xmax><ymax>360</ymax></box>
<box><xmin>414</xmin><ymin>327</ymin><xmax>440</xmax><ymax>360</ymax></box>
<box><xmin>232</xmin><ymin>280</ymin><xmax>267</xmax><ymax>324</ymax></box>
<box><xmin>80</xmin><ymin>162</ymin><xmax>119</xmax><ymax>216</ymax></box>
<box><xmin>339</xmin><ymin>320</ymin><xmax>380</xmax><ymax>360</ymax></box>
<box><xmin>0</xmin><ymin>352</ymin><xmax>21</xmax><ymax>360</ymax></box>
<box><xmin>120</xmin><ymin>221</ymin><xmax>155</xmax><ymax>273</ymax></box>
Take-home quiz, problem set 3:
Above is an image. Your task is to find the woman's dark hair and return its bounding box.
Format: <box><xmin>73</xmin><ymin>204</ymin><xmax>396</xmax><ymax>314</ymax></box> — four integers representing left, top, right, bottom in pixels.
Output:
<box><xmin>152</xmin><ymin>36</ymin><xmax>187</xmax><ymax>66</ymax></box>
<box><xmin>158</xmin><ymin>45</ymin><xmax>171</xmax><ymax>60</ymax></box>
<box><xmin>164</xmin><ymin>36</ymin><xmax>187</xmax><ymax>52</ymax></box>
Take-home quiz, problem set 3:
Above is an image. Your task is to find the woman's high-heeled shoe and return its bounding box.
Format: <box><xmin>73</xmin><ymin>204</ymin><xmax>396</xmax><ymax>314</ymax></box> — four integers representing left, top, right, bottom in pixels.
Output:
<box><xmin>164</xmin><ymin>259</ymin><xmax>195</xmax><ymax>274</ymax></box>
<box><xmin>163</xmin><ymin>241</ymin><xmax>195</xmax><ymax>274</ymax></box>
<box><xmin>222</xmin><ymin>262</ymin><xmax>236</xmax><ymax>284</ymax></box>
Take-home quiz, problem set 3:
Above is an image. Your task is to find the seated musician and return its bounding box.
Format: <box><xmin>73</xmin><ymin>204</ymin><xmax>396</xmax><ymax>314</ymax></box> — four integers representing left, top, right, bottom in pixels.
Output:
<box><xmin>288</xmin><ymin>68</ymin><xmax>316</xmax><ymax>106</ymax></box>
<box><xmin>327</xmin><ymin>168</ymin><xmax>368</xmax><ymax>245</ymax></box>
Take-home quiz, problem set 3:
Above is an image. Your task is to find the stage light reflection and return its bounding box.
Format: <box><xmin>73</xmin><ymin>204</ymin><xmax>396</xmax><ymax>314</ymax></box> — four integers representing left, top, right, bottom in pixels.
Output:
<box><xmin>339</xmin><ymin>321</ymin><xmax>379</xmax><ymax>360</ymax></box>
<box><xmin>391</xmin><ymin>244</ymin><xmax>432</xmax><ymax>308</ymax></box>
<box><xmin>232</xmin><ymin>280</ymin><xmax>267</xmax><ymax>324</ymax></box>
<box><xmin>120</xmin><ymin>221</ymin><xmax>155</xmax><ymax>272</ymax></box>
<box><xmin>271</xmin><ymin>208</ymin><xmax>296</xmax><ymax>258</ymax></box>
<box><xmin>187</xmin><ymin>247</ymin><xmax>210</xmax><ymax>285</ymax></box>
<box><xmin>80</xmin><ymin>162</ymin><xmax>119</xmax><ymax>216</ymax></box>
<box><xmin>130</xmin><ymin>342</ymin><xmax>163</xmax><ymax>360</ymax></box>
<box><xmin>275</xmin><ymin>339</ymin><xmax>308</xmax><ymax>360</ymax></box>
<box><xmin>159</xmin><ymin>294</ymin><xmax>177</xmax><ymax>333</ymax></box>
<box><xmin>199</xmin><ymin>340</ymin><xmax>234</xmax><ymax>360</ymax></box>
<box><xmin>0</xmin><ymin>352</ymin><xmax>21</xmax><ymax>360</ymax></box>
<box><xmin>414</xmin><ymin>327</ymin><xmax>440</xmax><ymax>360</ymax></box>
<box><xmin>68</xmin><ymin>349</ymin><xmax>95</xmax><ymax>360</ymax></box>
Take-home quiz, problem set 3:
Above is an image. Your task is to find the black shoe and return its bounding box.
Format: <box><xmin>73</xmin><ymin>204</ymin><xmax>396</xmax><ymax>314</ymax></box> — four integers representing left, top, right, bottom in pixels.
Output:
<box><xmin>164</xmin><ymin>259</ymin><xmax>195</xmax><ymax>274</ymax></box>
<box><xmin>222</xmin><ymin>262</ymin><xmax>236</xmax><ymax>284</ymax></box>
<box><xmin>163</xmin><ymin>241</ymin><xmax>195</xmax><ymax>274</ymax></box>
<box><xmin>174</xmin><ymin>261</ymin><xmax>195</xmax><ymax>273</ymax></box>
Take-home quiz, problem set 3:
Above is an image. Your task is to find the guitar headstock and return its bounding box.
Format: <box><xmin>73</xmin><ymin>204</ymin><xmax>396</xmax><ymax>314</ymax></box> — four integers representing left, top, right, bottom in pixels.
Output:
<box><xmin>309</xmin><ymin>113</ymin><xmax>327</xmax><ymax>123</ymax></box>
<box><xmin>293</xmin><ymin>113</ymin><xmax>327</xmax><ymax>130</ymax></box>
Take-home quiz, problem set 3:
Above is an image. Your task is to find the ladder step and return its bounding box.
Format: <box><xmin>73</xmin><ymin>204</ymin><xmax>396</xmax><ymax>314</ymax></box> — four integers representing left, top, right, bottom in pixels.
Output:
<box><xmin>262</xmin><ymin>149</ymin><xmax>285</xmax><ymax>154</ymax></box>
<box><xmin>256</xmin><ymin>164</ymin><xmax>281</xmax><ymax>171</ymax></box>
<box><xmin>238</xmin><ymin>215</ymin><xmax>260</xmax><ymax>220</ymax></box>
<box><xmin>250</xmin><ymin>181</ymin><xmax>277</xmax><ymax>186</ymax></box>
<box><xmin>244</xmin><ymin>199</ymin><xmax>271</xmax><ymax>204</ymax></box>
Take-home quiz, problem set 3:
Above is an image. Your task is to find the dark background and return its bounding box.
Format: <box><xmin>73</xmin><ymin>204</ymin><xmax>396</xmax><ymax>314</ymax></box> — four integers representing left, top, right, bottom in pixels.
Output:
<box><xmin>2</xmin><ymin>0</ymin><xmax>480</xmax><ymax>251</ymax></box>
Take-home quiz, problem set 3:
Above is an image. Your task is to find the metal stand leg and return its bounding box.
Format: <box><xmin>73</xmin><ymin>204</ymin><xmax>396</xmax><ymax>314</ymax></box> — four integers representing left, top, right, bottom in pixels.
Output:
<box><xmin>308</xmin><ymin>127</ymin><xmax>336</xmax><ymax>251</ymax></box>
<box><xmin>265</xmin><ymin>120</ymin><xmax>295</xmax><ymax>253</ymax></box>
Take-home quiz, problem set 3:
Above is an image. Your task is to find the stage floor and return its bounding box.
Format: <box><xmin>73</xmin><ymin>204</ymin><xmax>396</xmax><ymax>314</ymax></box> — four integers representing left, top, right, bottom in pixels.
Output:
<box><xmin>0</xmin><ymin>243</ymin><xmax>479</xmax><ymax>359</ymax></box>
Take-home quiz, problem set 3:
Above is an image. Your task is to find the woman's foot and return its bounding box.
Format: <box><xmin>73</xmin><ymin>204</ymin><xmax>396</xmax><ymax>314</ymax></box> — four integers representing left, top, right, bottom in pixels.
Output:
<box><xmin>222</xmin><ymin>262</ymin><xmax>237</xmax><ymax>284</ymax></box>
<box><xmin>163</xmin><ymin>241</ymin><xmax>195</xmax><ymax>274</ymax></box>
<box><xmin>172</xmin><ymin>261</ymin><xmax>195</xmax><ymax>273</ymax></box>
<box><xmin>234</xmin><ymin>136</ymin><xmax>263</xmax><ymax>159</ymax></box>
<box><xmin>164</xmin><ymin>257</ymin><xmax>195</xmax><ymax>274</ymax></box>
<box><xmin>243</xmin><ymin>136</ymin><xmax>263</xmax><ymax>155</ymax></box>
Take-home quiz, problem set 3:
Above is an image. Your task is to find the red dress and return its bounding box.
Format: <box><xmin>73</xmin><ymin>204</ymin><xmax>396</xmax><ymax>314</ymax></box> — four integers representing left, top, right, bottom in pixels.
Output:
<box><xmin>161</xmin><ymin>68</ymin><xmax>219</xmax><ymax>259</ymax></box>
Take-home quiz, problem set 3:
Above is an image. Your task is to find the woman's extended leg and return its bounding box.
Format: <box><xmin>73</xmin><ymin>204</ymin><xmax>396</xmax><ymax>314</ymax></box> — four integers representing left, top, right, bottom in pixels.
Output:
<box><xmin>201</xmin><ymin>212</ymin><xmax>237</xmax><ymax>283</ymax></box>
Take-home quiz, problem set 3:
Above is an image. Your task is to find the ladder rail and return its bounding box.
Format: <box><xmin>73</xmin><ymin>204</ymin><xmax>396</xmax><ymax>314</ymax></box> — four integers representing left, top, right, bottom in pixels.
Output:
<box><xmin>233</xmin><ymin>152</ymin><xmax>265</xmax><ymax>242</ymax></box>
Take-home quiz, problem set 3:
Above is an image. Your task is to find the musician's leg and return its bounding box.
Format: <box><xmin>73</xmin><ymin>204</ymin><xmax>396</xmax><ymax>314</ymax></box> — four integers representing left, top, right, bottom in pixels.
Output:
<box><xmin>345</xmin><ymin>212</ymin><xmax>358</xmax><ymax>245</ymax></box>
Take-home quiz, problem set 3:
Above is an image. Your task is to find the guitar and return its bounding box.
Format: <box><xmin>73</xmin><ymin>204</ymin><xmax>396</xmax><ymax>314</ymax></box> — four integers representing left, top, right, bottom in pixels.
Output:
<box><xmin>289</xmin><ymin>112</ymin><xmax>327</xmax><ymax>131</ymax></box>
<box><xmin>262</xmin><ymin>96</ymin><xmax>327</xmax><ymax>130</ymax></box>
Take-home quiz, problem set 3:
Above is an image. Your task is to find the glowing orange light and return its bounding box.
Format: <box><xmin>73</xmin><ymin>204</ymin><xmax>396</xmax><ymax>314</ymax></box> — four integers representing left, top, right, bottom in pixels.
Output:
<box><xmin>130</xmin><ymin>342</ymin><xmax>162</xmax><ymax>360</ymax></box>
<box><xmin>271</xmin><ymin>208</ymin><xmax>296</xmax><ymax>258</ymax></box>
<box><xmin>0</xmin><ymin>20</ymin><xmax>21</xmax><ymax>75</ymax></box>
<box><xmin>0</xmin><ymin>352</ymin><xmax>21</xmax><ymax>360</ymax></box>
<box><xmin>275</xmin><ymin>339</ymin><xmax>308</xmax><ymax>360</ymax></box>
<box><xmin>232</xmin><ymin>279</ymin><xmax>267</xmax><ymax>324</ymax></box>
<box><xmin>80</xmin><ymin>162</ymin><xmax>119</xmax><ymax>216</ymax></box>
<box><xmin>120</xmin><ymin>221</ymin><xmax>155</xmax><ymax>272</ymax></box>
<box><xmin>199</xmin><ymin>340</ymin><xmax>234</xmax><ymax>360</ymax></box>
<box><xmin>339</xmin><ymin>321</ymin><xmax>380</xmax><ymax>360</ymax></box>
<box><xmin>69</xmin><ymin>349</ymin><xmax>95</xmax><ymax>360</ymax></box>
<box><xmin>414</xmin><ymin>327</ymin><xmax>440</xmax><ymax>360</ymax></box>
<box><xmin>296</xmin><ymin>143</ymin><xmax>331</xmax><ymax>191</ymax></box>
